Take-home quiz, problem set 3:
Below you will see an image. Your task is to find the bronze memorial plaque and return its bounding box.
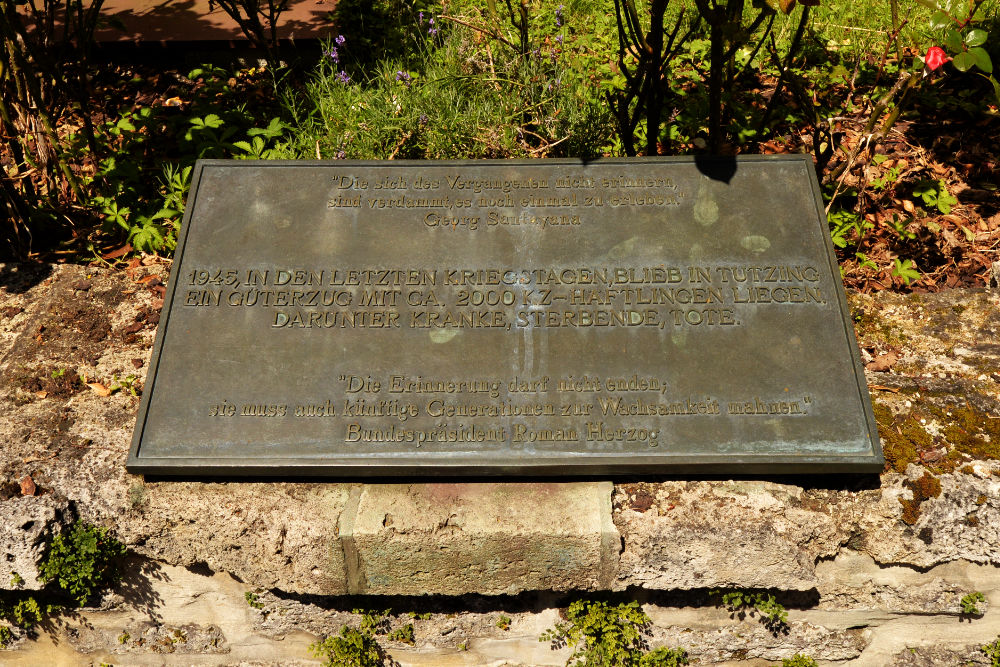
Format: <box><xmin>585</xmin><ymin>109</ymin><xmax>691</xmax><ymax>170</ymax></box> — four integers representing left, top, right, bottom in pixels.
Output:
<box><xmin>128</xmin><ymin>156</ymin><xmax>883</xmax><ymax>475</ymax></box>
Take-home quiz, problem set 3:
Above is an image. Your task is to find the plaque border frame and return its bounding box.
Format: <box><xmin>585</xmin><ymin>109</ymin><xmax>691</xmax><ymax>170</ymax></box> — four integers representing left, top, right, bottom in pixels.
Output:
<box><xmin>127</xmin><ymin>155</ymin><xmax>884</xmax><ymax>476</ymax></box>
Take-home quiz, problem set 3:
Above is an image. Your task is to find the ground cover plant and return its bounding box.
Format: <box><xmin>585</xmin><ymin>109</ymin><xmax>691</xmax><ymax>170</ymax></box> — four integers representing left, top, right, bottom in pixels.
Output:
<box><xmin>540</xmin><ymin>599</ymin><xmax>689</xmax><ymax>666</ymax></box>
<box><xmin>0</xmin><ymin>0</ymin><xmax>997</xmax><ymax>293</ymax></box>
<box><xmin>0</xmin><ymin>522</ymin><xmax>127</xmax><ymax>647</ymax></box>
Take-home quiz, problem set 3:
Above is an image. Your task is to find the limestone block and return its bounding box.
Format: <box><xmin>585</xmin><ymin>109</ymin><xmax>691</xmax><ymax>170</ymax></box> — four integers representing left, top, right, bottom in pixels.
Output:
<box><xmin>115</xmin><ymin>482</ymin><xmax>352</xmax><ymax>595</ymax></box>
<box><xmin>651</xmin><ymin>620</ymin><xmax>869</xmax><ymax>663</ymax></box>
<box><xmin>0</xmin><ymin>495</ymin><xmax>73</xmax><ymax>590</ymax></box>
<box><xmin>343</xmin><ymin>482</ymin><xmax>619</xmax><ymax>595</ymax></box>
<box><xmin>889</xmin><ymin>644</ymin><xmax>994</xmax><ymax>666</ymax></box>
<box><xmin>844</xmin><ymin>470</ymin><xmax>1000</xmax><ymax>569</ymax></box>
<box><xmin>614</xmin><ymin>480</ymin><xmax>842</xmax><ymax>591</ymax></box>
<box><xmin>817</xmin><ymin>550</ymin><xmax>990</xmax><ymax>614</ymax></box>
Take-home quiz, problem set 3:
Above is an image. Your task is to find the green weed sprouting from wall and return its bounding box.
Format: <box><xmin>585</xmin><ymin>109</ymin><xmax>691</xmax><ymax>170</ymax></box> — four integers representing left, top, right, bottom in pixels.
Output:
<box><xmin>711</xmin><ymin>589</ymin><xmax>789</xmax><ymax>635</ymax></box>
<box><xmin>780</xmin><ymin>655</ymin><xmax>818</xmax><ymax>667</ymax></box>
<box><xmin>0</xmin><ymin>522</ymin><xmax>126</xmax><ymax>647</ymax></box>
<box><xmin>540</xmin><ymin>599</ymin><xmax>689</xmax><ymax>666</ymax></box>
<box><xmin>982</xmin><ymin>636</ymin><xmax>1000</xmax><ymax>667</ymax></box>
<box><xmin>961</xmin><ymin>591</ymin><xmax>986</xmax><ymax>617</ymax></box>
<box><xmin>38</xmin><ymin>522</ymin><xmax>127</xmax><ymax>606</ymax></box>
<box><xmin>309</xmin><ymin>609</ymin><xmax>400</xmax><ymax>667</ymax></box>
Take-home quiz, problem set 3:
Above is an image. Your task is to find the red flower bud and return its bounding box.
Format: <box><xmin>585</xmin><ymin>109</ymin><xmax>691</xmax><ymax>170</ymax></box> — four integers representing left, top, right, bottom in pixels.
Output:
<box><xmin>925</xmin><ymin>46</ymin><xmax>950</xmax><ymax>71</ymax></box>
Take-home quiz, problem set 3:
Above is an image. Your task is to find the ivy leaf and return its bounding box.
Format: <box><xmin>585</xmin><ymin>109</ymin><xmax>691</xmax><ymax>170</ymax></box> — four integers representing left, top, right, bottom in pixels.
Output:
<box><xmin>965</xmin><ymin>28</ymin><xmax>988</xmax><ymax>47</ymax></box>
<box><xmin>892</xmin><ymin>258</ymin><xmax>921</xmax><ymax>285</ymax></box>
<box><xmin>944</xmin><ymin>29</ymin><xmax>964</xmax><ymax>52</ymax></box>
<box><xmin>988</xmin><ymin>74</ymin><xmax>1000</xmax><ymax>104</ymax></box>
<box><xmin>969</xmin><ymin>47</ymin><xmax>993</xmax><ymax>73</ymax></box>
<box><xmin>953</xmin><ymin>51</ymin><xmax>975</xmax><ymax>72</ymax></box>
<box><xmin>930</xmin><ymin>11</ymin><xmax>951</xmax><ymax>30</ymax></box>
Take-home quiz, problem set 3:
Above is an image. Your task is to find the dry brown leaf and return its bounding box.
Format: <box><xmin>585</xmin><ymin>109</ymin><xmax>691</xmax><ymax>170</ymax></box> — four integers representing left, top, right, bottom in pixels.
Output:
<box><xmin>103</xmin><ymin>243</ymin><xmax>132</xmax><ymax>260</ymax></box>
<box><xmin>866</xmin><ymin>351</ymin><xmax>898</xmax><ymax>372</ymax></box>
<box><xmin>20</xmin><ymin>475</ymin><xmax>36</xmax><ymax>496</ymax></box>
<box><xmin>34</xmin><ymin>390</ymin><xmax>48</xmax><ymax>399</ymax></box>
<box><xmin>22</xmin><ymin>452</ymin><xmax>56</xmax><ymax>463</ymax></box>
<box><xmin>902</xmin><ymin>199</ymin><xmax>916</xmax><ymax>214</ymax></box>
<box><xmin>88</xmin><ymin>382</ymin><xmax>111</xmax><ymax>397</ymax></box>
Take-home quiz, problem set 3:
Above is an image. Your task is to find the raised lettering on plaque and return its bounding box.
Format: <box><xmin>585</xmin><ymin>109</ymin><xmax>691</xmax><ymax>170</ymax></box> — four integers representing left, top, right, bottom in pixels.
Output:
<box><xmin>127</xmin><ymin>156</ymin><xmax>883</xmax><ymax>475</ymax></box>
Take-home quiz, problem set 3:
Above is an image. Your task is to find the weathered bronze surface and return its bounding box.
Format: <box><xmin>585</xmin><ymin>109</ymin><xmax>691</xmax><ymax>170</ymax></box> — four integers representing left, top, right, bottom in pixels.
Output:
<box><xmin>128</xmin><ymin>157</ymin><xmax>883</xmax><ymax>475</ymax></box>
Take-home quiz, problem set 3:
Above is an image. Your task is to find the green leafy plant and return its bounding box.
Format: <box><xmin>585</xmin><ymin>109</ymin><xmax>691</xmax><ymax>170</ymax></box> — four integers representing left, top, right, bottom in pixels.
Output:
<box><xmin>387</xmin><ymin>623</ymin><xmax>415</xmax><ymax>645</ymax></box>
<box><xmin>870</xmin><ymin>156</ymin><xmax>902</xmax><ymax>191</ymax></box>
<box><xmin>0</xmin><ymin>597</ymin><xmax>43</xmax><ymax>630</ymax></box>
<box><xmin>38</xmin><ymin>522</ymin><xmax>127</xmax><ymax>606</ymax></box>
<box><xmin>234</xmin><ymin>118</ymin><xmax>288</xmax><ymax>159</ymax></box>
<box><xmin>0</xmin><ymin>591</ymin><xmax>53</xmax><ymax>648</ymax></box>
<box><xmin>828</xmin><ymin>206</ymin><xmax>871</xmax><ymax>249</ymax></box>
<box><xmin>245</xmin><ymin>591</ymin><xmax>264</xmax><ymax>610</ymax></box>
<box><xmin>109</xmin><ymin>374</ymin><xmax>140</xmax><ymax>397</ymax></box>
<box><xmin>9</xmin><ymin>573</ymin><xmax>23</xmax><ymax>589</ymax></box>
<box><xmin>892</xmin><ymin>258</ymin><xmax>921</xmax><ymax>286</ymax></box>
<box><xmin>540</xmin><ymin>599</ymin><xmax>687</xmax><ymax>666</ymax></box>
<box><xmin>356</xmin><ymin>608</ymin><xmax>392</xmax><ymax>636</ymax></box>
<box><xmin>496</xmin><ymin>614</ymin><xmax>511</xmax><ymax>630</ymax></box>
<box><xmin>911</xmin><ymin>179</ymin><xmax>958</xmax><ymax>215</ymax></box>
<box><xmin>919</xmin><ymin>0</ymin><xmax>997</xmax><ymax>99</ymax></box>
<box><xmin>310</xmin><ymin>626</ymin><xmax>390</xmax><ymax>667</ymax></box>
<box><xmin>310</xmin><ymin>609</ymin><xmax>398</xmax><ymax>666</ymax></box>
<box><xmin>982</xmin><ymin>636</ymin><xmax>1000</xmax><ymax>666</ymax></box>
<box><xmin>780</xmin><ymin>655</ymin><xmax>818</xmax><ymax>667</ymax></box>
<box><xmin>83</xmin><ymin>66</ymin><xmax>288</xmax><ymax>255</ymax></box>
<box><xmin>961</xmin><ymin>591</ymin><xmax>986</xmax><ymax>616</ymax></box>
<box><xmin>887</xmin><ymin>214</ymin><xmax>916</xmax><ymax>242</ymax></box>
<box><xmin>712</xmin><ymin>589</ymin><xmax>789</xmax><ymax>635</ymax></box>
<box><xmin>640</xmin><ymin>646</ymin><xmax>689</xmax><ymax>666</ymax></box>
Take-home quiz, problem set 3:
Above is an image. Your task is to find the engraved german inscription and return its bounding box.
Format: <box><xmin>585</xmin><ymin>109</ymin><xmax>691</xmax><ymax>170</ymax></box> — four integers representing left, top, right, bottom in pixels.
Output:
<box><xmin>128</xmin><ymin>157</ymin><xmax>883</xmax><ymax>475</ymax></box>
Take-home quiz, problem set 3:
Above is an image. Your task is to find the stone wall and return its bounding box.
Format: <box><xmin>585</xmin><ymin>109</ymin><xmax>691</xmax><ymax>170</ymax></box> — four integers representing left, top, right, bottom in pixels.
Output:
<box><xmin>1</xmin><ymin>262</ymin><xmax>998</xmax><ymax>665</ymax></box>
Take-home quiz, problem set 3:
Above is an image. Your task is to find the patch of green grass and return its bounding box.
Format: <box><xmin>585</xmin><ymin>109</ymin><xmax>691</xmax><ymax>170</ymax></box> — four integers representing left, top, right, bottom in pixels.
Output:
<box><xmin>277</xmin><ymin>4</ymin><xmax>613</xmax><ymax>161</ymax></box>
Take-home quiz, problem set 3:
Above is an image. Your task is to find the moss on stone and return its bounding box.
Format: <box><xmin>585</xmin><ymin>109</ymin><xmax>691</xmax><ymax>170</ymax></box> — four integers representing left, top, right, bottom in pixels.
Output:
<box><xmin>851</xmin><ymin>306</ymin><xmax>909</xmax><ymax>350</ymax></box>
<box><xmin>924</xmin><ymin>404</ymin><xmax>1000</xmax><ymax>472</ymax></box>
<box><xmin>874</xmin><ymin>403</ymin><xmax>932</xmax><ymax>473</ymax></box>
<box><xmin>899</xmin><ymin>473</ymin><xmax>942</xmax><ymax>525</ymax></box>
